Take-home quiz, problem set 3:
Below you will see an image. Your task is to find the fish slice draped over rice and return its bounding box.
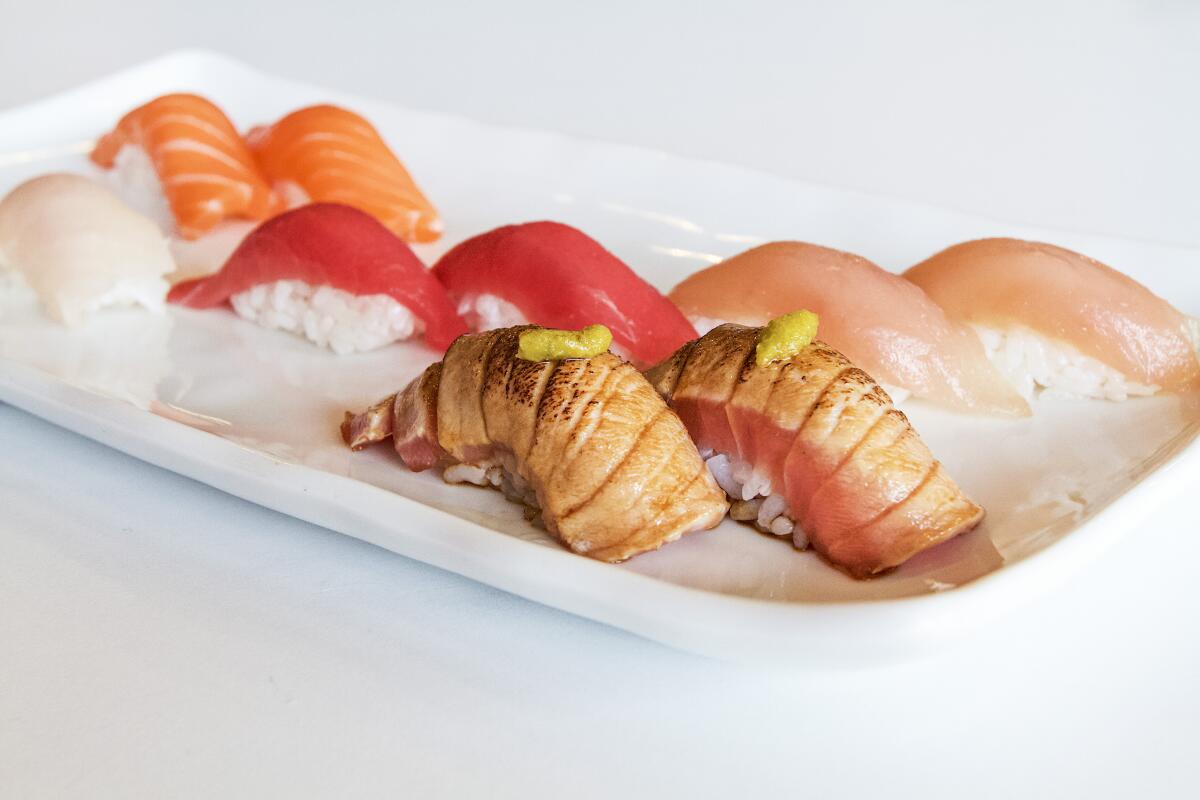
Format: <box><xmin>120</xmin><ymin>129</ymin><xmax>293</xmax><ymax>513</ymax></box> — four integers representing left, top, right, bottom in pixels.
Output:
<box><xmin>343</xmin><ymin>326</ymin><xmax>728</xmax><ymax>561</ymax></box>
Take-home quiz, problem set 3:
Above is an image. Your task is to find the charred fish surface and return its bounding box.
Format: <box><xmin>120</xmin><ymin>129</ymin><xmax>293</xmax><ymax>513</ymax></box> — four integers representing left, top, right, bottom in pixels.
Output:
<box><xmin>344</xmin><ymin>326</ymin><xmax>728</xmax><ymax>562</ymax></box>
<box><xmin>646</xmin><ymin>323</ymin><xmax>984</xmax><ymax>578</ymax></box>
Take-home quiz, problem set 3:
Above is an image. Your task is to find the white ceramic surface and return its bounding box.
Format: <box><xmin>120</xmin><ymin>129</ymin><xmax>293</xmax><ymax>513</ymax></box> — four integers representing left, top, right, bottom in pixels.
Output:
<box><xmin>0</xmin><ymin>51</ymin><xmax>1197</xmax><ymax>665</ymax></box>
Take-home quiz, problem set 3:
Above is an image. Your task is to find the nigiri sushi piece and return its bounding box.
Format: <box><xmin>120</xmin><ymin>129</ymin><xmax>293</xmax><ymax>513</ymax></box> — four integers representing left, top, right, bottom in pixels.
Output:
<box><xmin>168</xmin><ymin>203</ymin><xmax>466</xmax><ymax>353</ymax></box>
<box><xmin>0</xmin><ymin>174</ymin><xmax>172</xmax><ymax>325</ymax></box>
<box><xmin>343</xmin><ymin>325</ymin><xmax>728</xmax><ymax>561</ymax></box>
<box><xmin>432</xmin><ymin>221</ymin><xmax>698</xmax><ymax>367</ymax></box>
<box><xmin>91</xmin><ymin>93</ymin><xmax>280</xmax><ymax>239</ymax></box>
<box><xmin>667</xmin><ymin>242</ymin><xmax>1030</xmax><ymax>416</ymax></box>
<box><xmin>246</xmin><ymin>104</ymin><xmax>441</xmax><ymax>243</ymax></box>
<box><xmin>645</xmin><ymin>320</ymin><xmax>984</xmax><ymax>577</ymax></box>
<box><xmin>904</xmin><ymin>238</ymin><xmax>1200</xmax><ymax>400</ymax></box>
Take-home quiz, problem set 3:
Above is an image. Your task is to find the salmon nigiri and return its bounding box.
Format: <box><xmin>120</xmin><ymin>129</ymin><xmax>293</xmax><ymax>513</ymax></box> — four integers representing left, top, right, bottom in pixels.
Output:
<box><xmin>169</xmin><ymin>204</ymin><xmax>465</xmax><ymax>353</ymax></box>
<box><xmin>246</xmin><ymin>104</ymin><xmax>441</xmax><ymax>243</ymax></box>
<box><xmin>91</xmin><ymin>93</ymin><xmax>280</xmax><ymax>239</ymax></box>
<box><xmin>646</xmin><ymin>321</ymin><xmax>984</xmax><ymax>577</ymax></box>
<box><xmin>432</xmin><ymin>221</ymin><xmax>698</xmax><ymax>367</ymax></box>
<box><xmin>668</xmin><ymin>242</ymin><xmax>1029</xmax><ymax>416</ymax></box>
<box><xmin>343</xmin><ymin>325</ymin><xmax>728</xmax><ymax>561</ymax></box>
<box><xmin>905</xmin><ymin>238</ymin><xmax>1200</xmax><ymax>400</ymax></box>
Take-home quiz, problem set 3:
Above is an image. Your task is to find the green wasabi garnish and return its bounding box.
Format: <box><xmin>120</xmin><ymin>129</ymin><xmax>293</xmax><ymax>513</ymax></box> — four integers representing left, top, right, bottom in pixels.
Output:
<box><xmin>518</xmin><ymin>324</ymin><xmax>613</xmax><ymax>362</ymax></box>
<box><xmin>755</xmin><ymin>310</ymin><xmax>820</xmax><ymax>366</ymax></box>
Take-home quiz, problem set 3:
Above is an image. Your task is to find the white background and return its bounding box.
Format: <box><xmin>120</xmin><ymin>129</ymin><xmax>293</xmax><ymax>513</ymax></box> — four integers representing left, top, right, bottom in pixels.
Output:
<box><xmin>1</xmin><ymin>2</ymin><xmax>1198</xmax><ymax>797</ymax></box>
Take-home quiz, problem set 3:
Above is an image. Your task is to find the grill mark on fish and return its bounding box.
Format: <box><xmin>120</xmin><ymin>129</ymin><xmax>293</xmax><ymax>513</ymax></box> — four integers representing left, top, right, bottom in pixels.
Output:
<box><xmin>543</xmin><ymin>360</ymin><xmax>625</xmax><ymax>492</ymax></box>
<box><xmin>467</xmin><ymin>329</ymin><xmax>504</xmax><ymax>450</ymax></box>
<box><xmin>814</xmin><ymin>384</ymin><xmax>892</xmax><ymax>484</ymax></box>
<box><xmin>479</xmin><ymin>327</ymin><xmax>521</xmax><ymax>446</ymax></box>
<box><xmin>559</xmin><ymin>405</ymin><xmax>669</xmax><ymax>521</ymax></box>
<box><xmin>435</xmin><ymin>329</ymin><xmax>499</xmax><ymax>461</ymax></box>
<box><xmin>734</xmin><ymin>340</ymin><xmax>767</xmax><ymax>386</ymax></box>
<box><xmin>744</xmin><ymin>342</ymin><xmax>848</xmax><ymax>467</ymax></box>
<box><xmin>346</xmin><ymin>328</ymin><xmax>727</xmax><ymax>562</ymax></box>
<box><xmin>671</xmin><ymin>339</ymin><xmax>699</xmax><ymax>397</ymax></box>
<box><xmin>504</xmin><ymin>353</ymin><xmax>555</xmax><ymax>462</ymax></box>
<box><xmin>844</xmin><ymin>458</ymin><xmax>940</xmax><ymax>538</ymax></box>
<box><xmin>791</xmin><ymin>365</ymin><xmax>854</xmax><ymax>441</ymax></box>
<box><xmin>786</xmin><ymin>368</ymin><xmax>883</xmax><ymax>527</ymax></box>
<box><xmin>675</xmin><ymin>324</ymin><xmax>755</xmax><ymax>403</ymax></box>
<box><xmin>655</xmin><ymin>339</ymin><xmax>696</xmax><ymax>400</ymax></box>
<box><xmin>573</xmin><ymin>427</ymin><xmax>692</xmax><ymax>555</ymax></box>
<box><xmin>644</xmin><ymin>322</ymin><xmax>983</xmax><ymax>576</ymax></box>
<box><xmin>732</xmin><ymin>334</ymin><xmax>760</xmax><ymax>379</ymax></box>
<box><xmin>527</xmin><ymin>358</ymin><xmax>566</xmax><ymax>454</ymax></box>
<box><xmin>758</xmin><ymin>357</ymin><xmax>794</xmax><ymax>408</ymax></box>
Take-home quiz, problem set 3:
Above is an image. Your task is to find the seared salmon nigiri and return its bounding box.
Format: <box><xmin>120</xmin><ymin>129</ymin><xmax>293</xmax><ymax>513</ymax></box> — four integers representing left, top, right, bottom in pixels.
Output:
<box><xmin>668</xmin><ymin>242</ymin><xmax>1030</xmax><ymax>416</ymax></box>
<box><xmin>905</xmin><ymin>238</ymin><xmax>1200</xmax><ymax>400</ymax></box>
<box><xmin>343</xmin><ymin>325</ymin><xmax>728</xmax><ymax>561</ymax></box>
<box><xmin>247</xmin><ymin>104</ymin><xmax>442</xmax><ymax>244</ymax></box>
<box><xmin>91</xmin><ymin>93</ymin><xmax>280</xmax><ymax>239</ymax></box>
<box><xmin>645</xmin><ymin>316</ymin><xmax>984</xmax><ymax>577</ymax></box>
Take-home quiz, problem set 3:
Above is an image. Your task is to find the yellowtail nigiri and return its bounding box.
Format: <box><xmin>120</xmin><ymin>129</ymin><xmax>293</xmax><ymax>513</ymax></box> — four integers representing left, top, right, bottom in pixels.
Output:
<box><xmin>668</xmin><ymin>242</ymin><xmax>1029</xmax><ymax>416</ymax></box>
<box><xmin>904</xmin><ymin>238</ymin><xmax>1200</xmax><ymax>400</ymax></box>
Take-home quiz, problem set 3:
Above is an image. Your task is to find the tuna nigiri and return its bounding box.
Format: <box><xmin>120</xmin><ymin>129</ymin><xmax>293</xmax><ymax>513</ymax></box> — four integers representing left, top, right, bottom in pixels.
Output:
<box><xmin>168</xmin><ymin>203</ymin><xmax>465</xmax><ymax>353</ymax></box>
<box><xmin>432</xmin><ymin>221</ymin><xmax>698</xmax><ymax>367</ymax></box>
<box><xmin>343</xmin><ymin>325</ymin><xmax>728</xmax><ymax>561</ymax></box>
<box><xmin>91</xmin><ymin>93</ymin><xmax>280</xmax><ymax>239</ymax></box>
<box><xmin>668</xmin><ymin>242</ymin><xmax>1030</xmax><ymax>416</ymax></box>
<box><xmin>246</xmin><ymin>104</ymin><xmax>441</xmax><ymax>243</ymax></box>
<box><xmin>905</xmin><ymin>238</ymin><xmax>1200</xmax><ymax>400</ymax></box>
<box><xmin>0</xmin><ymin>174</ymin><xmax>172</xmax><ymax>325</ymax></box>
<box><xmin>645</xmin><ymin>321</ymin><xmax>984</xmax><ymax>577</ymax></box>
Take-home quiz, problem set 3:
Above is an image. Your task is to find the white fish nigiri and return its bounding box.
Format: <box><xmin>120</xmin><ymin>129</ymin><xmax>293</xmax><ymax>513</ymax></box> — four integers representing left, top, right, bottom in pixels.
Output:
<box><xmin>0</xmin><ymin>174</ymin><xmax>173</xmax><ymax>325</ymax></box>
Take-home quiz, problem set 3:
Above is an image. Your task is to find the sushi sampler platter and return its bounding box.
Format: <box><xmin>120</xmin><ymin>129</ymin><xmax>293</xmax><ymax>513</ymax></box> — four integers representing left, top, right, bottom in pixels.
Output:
<box><xmin>0</xmin><ymin>51</ymin><xmax>1197</xmax><ymax>665</ymax></box>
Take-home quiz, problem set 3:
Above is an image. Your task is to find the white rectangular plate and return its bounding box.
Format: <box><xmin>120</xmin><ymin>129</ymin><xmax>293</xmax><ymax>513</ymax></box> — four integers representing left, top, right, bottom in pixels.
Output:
<box><xmin>1</xmin><ymin>51</ymin><xmax>1197</xmax><ymax>666</ymax></box>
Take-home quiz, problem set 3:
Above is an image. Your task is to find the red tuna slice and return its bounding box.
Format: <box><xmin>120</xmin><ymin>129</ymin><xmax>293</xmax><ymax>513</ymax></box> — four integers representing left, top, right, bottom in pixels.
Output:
<box><xmin>431</xmin><ymin>221</ymin><xmax>698</xmax><ymax>366</ymax></box>
<box><xmin>169</xmin><ymin>203</ymin><xmax>467</xmax><ymax>351</ymax></box>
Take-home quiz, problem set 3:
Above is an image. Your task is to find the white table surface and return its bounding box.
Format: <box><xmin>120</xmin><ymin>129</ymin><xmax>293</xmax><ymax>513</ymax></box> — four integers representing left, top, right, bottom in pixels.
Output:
<box><xmin>1</xmin><ymin>2</ymin><xmax>1198</xmax><ymax>797</ymax></box>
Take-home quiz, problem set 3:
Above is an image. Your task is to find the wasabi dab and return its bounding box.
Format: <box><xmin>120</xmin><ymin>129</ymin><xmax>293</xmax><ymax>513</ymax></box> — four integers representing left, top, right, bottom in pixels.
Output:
<box><xmin>518</xmin><ymin>324</ymin><xmax>613</xmax><ymax>362</ymax></box>
<box><xmin>755</xmin><ymin>310</ymin><xmax>819</xmax><ymax>366</ymax></box>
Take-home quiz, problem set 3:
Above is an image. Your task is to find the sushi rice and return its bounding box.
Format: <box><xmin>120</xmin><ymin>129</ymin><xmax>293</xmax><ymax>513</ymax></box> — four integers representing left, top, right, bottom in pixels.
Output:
<box><xmin>456</xmin><ymin>293</ymin><xmax>528</xmax><ymax>332</ymax></box>
<box><xmin>457</xmin><ymin>292</ymin><xmax>637</xmax><ymax>362</ymax></box>
<box><xmin>974</xmin><ymin>324</ymin><xmax>1162</xmax><ymax>401</ymax></box>
<box><xmin>231</xmin><ymin>280</ymin><xmax>423</xmax><ymax>355</ymax></box>
<box><xmin>103</xmin><ymin>146</ymin><xmax>177</xmax><ymax>234</ymax></box>
<box><xmin>443</xmin><ymin>459</ymin><xmax>543</xmax><ymax>523</ymax></box>
<box><xmin>705</xmin><ymin>453</ymin><xmax>808</xmax><ymax>547</ymax></box>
